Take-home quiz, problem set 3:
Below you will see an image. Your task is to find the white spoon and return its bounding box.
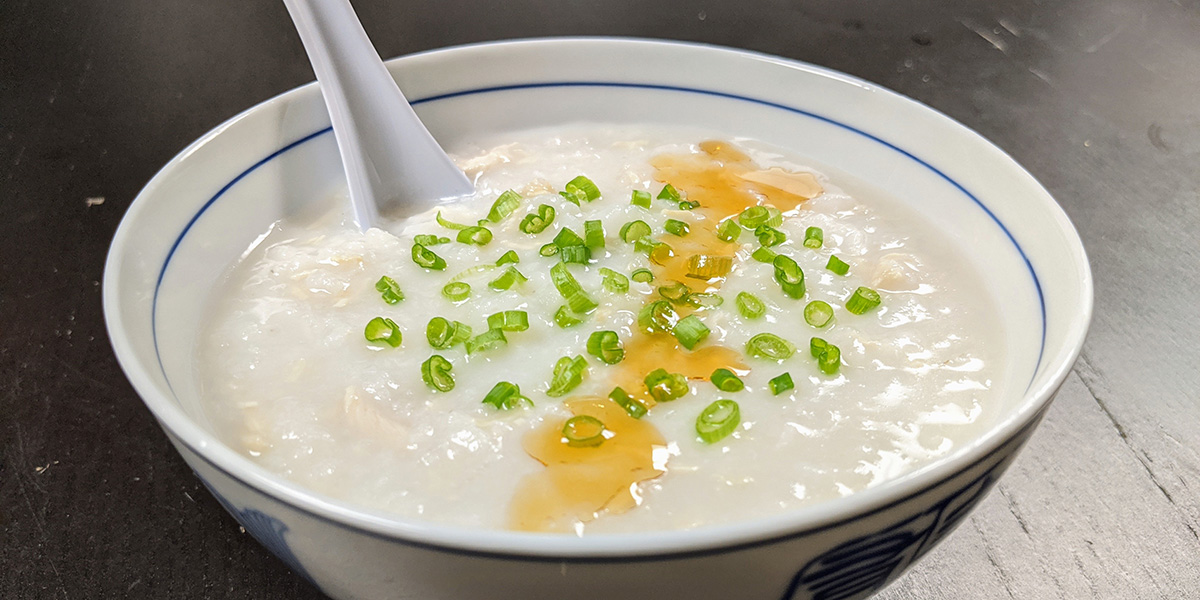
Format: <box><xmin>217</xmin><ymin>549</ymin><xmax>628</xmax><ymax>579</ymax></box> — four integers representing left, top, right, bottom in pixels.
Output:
<box><xmin>281</xmin><ymin>0</ymin><xmax>474</xmax><ymax>229</ymax></box>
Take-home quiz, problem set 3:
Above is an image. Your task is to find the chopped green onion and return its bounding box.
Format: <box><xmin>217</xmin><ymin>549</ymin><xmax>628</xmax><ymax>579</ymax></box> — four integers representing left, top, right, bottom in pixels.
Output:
<box><xmin>803</xmin><ymin>226</ymin><xmax>824</xmax><ymax>249</ymax></box>
<box><xmin>658</xmin><ymin>280</ymin><xmax>691</xmax><ymax>305</ymax></box>
<box><xmin>686</xmin><ymin>292</ymin><xmax>724</xmax><ymax>309</ymax></box>
<box><xmin>374</xmin><ymin>276</ymin><xmax>404</xmax><ymax>304</ymax></box>
<box><xmin>746</xmin><ymin>332</ymin><xmax>794</xmax><ymax>360</ymax></box>
<box><xmin>769</xmin><ymin>372</ymin><xmax>795</xmax><ymax>395</ymax></box>
<box><xmin>657</xmin><ymin>184</ymin><xmax>681</xmax><ymax>202</ymax></box>
<box><xmin>637</xmin><ymin>299</ymin><xmax>679</xmax><ymax>334</ymax></box>
<box><xmin>539</xmin><ymin>243</ymin><xmax>559</xmax><ymax>257</ymax></box>
<box><xmin>550</xmin><ymin>263</ymin><xmax>598</xmax><ymax>314</ymax></box>
<box><xmin>561</xmin><ymin>175</ymin><xmax>601</xmax><ymax>205</ymax></box>
<box><xmin>645</xmin><ymin>241</ymin><xmax>674</xmax><ymax>265</ymax></box>
<box><xmin>486</xmin><ymin>190</ymin><xmax>522</xmax><ymax>223</ymax></box>
<box><xmin>619</xmin><ymin>220</ymin><xmax>652</xmax><ymax>243</ymax></box>
<box><xmin>818</xmin><ymin>343</ymin><xmax>841</xmax><ymax>375</ymax></box>
<box><xmin>804</xmin><ymin>300</ymin><xmax>834</xmax><ymax>327</ymax></box>
<box><xmin>678</xmin><ymin>200</ymin><xmax>700</xmax><ymax>210</ymax></box>
<box><xmin>587</xmin><ymin>330</ymin><xmax>625</xmax><ymax>365</ymax></box>
<box><xmin>609</xmin><ymin>386</ymin><xmax>648</xmax><ymax>419</ymax></box>
<box><xmin>426</xmin><ymin>317</ymin><xmax>472</xmax><ymax>349</ymax></box>
<box><xmin>755</xmin><ymin>225</ymin><xmax>786</xmax><ymax>247</ymax></box>
<box><xmin>810</xmin><ymin>336</ymin><xmax>829</xmax><ymax>358</ymax></box>
<box><xmin>599</xmin><ymin>267</ymin><xmax>630</xmax><ymax>293</ymax></box>
<box><xmin>364</xmin><ymin>317</ymin><xmax>402</xmax><ymax>347</ymax></box>
<box><xmin>826</xmin><ymin>255</ymin><xmax>851</xmax><ymax>276</ymax></box>
<box><xmin>696</xmin><ymin>399</ymin><xmax>740</xmax><ymax>443</ymax></box>
<box><xmin>412</xmin><ymin>244</ymin><xmax>447</xmax><ymax>270</ymax></box>
<box><xmin>736</xmin><ymin>291</ymin><xmax>766</xmax><ymax>319</ymax></box>
<box><xmin>441</xmin><ymin>281</ymin><xmax>471</xmax><ymax>302</ymax></box>
<box><xmin>665</xmin><ymin>219</ymin><xmax>690</xmax><ymax>237</ymax></box>
<box><xmin>495</xmin><ymin>250</ymin><xmax>520</xmax><ymax>266</ymax></box>
<box><xmin>631</xmin><ymin>189</ymin><xmax>652</xmax><ymax>208</ymax></box>
<box><xmin>558</xmin><ymin>245</ymin><xmax>591</xmax><ymax>264</ymax></box>
<box><xmin>772</xmin><ymin>255</ymin><xmax>806</xmax><ymax>299</ymax></box>
<box><xmin>466</xmin><ymin>328</ymin><xmax>507</xmax><ymax>354</ymax></box>
<box><xmin>710</xmin><ymin>368</ymin><xmax>744</xmax><ymax>392</ymax></box>
<box><xmin>644</xmin><ymin>368</ymin><xmax>688</xmax><ymax>402</ymax></box>
<box><xmin>751</xmin><ymin>247</ymin><xmax>778</xmax><ymax>263</ymax></box>
<box><xmin>686</xmin><ymin>254</ymin><xmax>733</xmax><ymax>280</ymax></box>
<box><xmin>845</xmin><ymin>286</ymin><xmax>882</xmax><ymax>315</ymax></box>
<box><xmin>554</xmin><ymin>305</ymin><xmax>585</xmax><ymax>328</ymax></box>
<box><xmin>413</xmin><ymin>234</ymin><xmax>449</xmax><ymax>246</ymax></box>
<box><xmin>553</xmin><ymin>227</ymin><xmax>585</xmax><ymax>248</ymax></box>
<box><xmin>672</xmin><ymin>314</ymin><xmax>710</xmax><ymax>350</ymax></box>
<box><xmin>546</xmin><ymin>355</ymin><xmax>588</xmax><ymax>397</ymax></box>
<box><xmin>447</xmin><ymin>264</ymin><xmax>496</xmax><ymax>283</ymax></box>
<box><xmin>487</xmin><ymin>310</ymin><xmax>529</xmax><ymax>332</ymax></box>
<box><xmin>456</xmin><ymin>225</ymin><xmax>493</xmax><ymax>246</ymax></box>
<box><xmin>421</xmin><ymin>355</ymin><xmax>455</xmax><ymax>392</ymax></box>
<box><xmin>583</xmin><ymin>220</ymin><xmax>605</xmax><ymax>248</ymax></box>
<box><xmin>482</xmin><ymin>381</ymin><xmax>530</xmax><ymax>410</ymax></box>
<box><xmin>738</xmin><ymin>206</ymin><xmax>770</xmax><ymax>228</ymax></box>
<box><xmin>717</xmin><ymin>219</ymin><xmax>741</xmax><ymax>242</ymax></box>
<box><xmin>519</xmin><ymin>204</ymin><xmax>556</xmax><ymax>234</ymax></box>
<box><xmin>631</xmin><ymin>268</ymin><xmax>654</xmax><ymax>283</ymax></box>
<box><xmin>436</xmin><ymin>211</ymin><xmax>471</xmax><ymax>230</ymax></box>
<box><xmin>562</xmin><ymin>415</ymin><xmax>606</xmax><ymax>447</ymax></box>
<box><xmin>488</xmin><ymin>267</ymin><xmax>527</xmax><ymax>291</ymax></box>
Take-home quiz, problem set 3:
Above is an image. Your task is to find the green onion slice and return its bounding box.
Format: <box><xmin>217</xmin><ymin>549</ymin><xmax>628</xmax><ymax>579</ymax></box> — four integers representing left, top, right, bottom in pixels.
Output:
<box><xmin>486</xmin><ymin>310</ymin><xmax>529</xmax><ymax>332</ymax></box>
<box><xmin>599</xmin><ymin>267</ymin><xmax>630</xmax><ymax>293</ymax></box>
<box><xmin>550</xmin><ymin>263</ymin><xmax>598</xmax><ymax>314</ymax></box>
<box><xmin>413</xmin><ymin>234</ymin><xmax>449</xmax><ymax>246</ymax></box>
<box><xmin>562</xmin><ymin>175</ymin><xmax>601</xmax><ymax>205</ymax></box>
<box><xmin>547</xmin><ymin>355</ymin><xmax>588</xmax><ymax>397</ymax></box>
<box><xmin>672</xmin><ymin>314</ymin><xmax>710</xmax><ymax>350</ymax></box>
<box><xmin>665</xmin><ymin>219</ymin><xmax>690</xmax><ymax>237</ymax></box>
<box><xmin>482</xmin><ymin>381</ymin><xmax>531</xmax><ymax>410</ymax></box>
<box><xmin>804</xmin><ymin>300</ymin><xmax>834</xmax><ymax>327</ymax></box>
<box><xmin>772</xmin><ymin>255</ymin><xmax>806</xmax><ymax>299</ymax></box>
<box><xmin>845</xmin><ymin>286</ymin><xmax>882</xmax><ymax>315</ymax></box>
<box><xmin>486</xmin><ymin>190</ymin><xmax>522</xmax><ymax>223</ymax></box>
<box><xmin>562</xmin><ymin>415</ymin><xmax>606</xmax><ymax>447</ymax></box>
<box><xmin>519</xmin><ymin>204</ymin><xmax>556</xmax><ymax>234</ymax></box>
<box><xmin>810</xmin><ymin>336</ymin><xmax>829</xmax><ymax>358</ymax></box>
<box><xmin>421</xmin><ymin>355</ymin><xmax>455</xmax><ymax>392</ymax></box>
<box><xmin>646</xmin><ymin>241</ymin><xmax>674</xmax><ymax>265</ymax></box>
<box><xmin>818</xmin><ymin>343</ymin><xmax>841</xmax><ymax>375</ymax></box>
<box><xmin>751</xmin><ymin>247</ymin><xmax>777</xmax><ymax>263</ymax></box>
<box><xmin>686</xmin><ymin>293</ymin><xmax>724</xmax><ymax>309</ymax></box>
<box><xmin>631</xmin><ymin>268</ymin><xmax>654</xmax><ymax>283</ymax></box>
<box><xmin>736</xmin><ymin>291</ymin><xmax>767</xmax><ymax>319</ymax></box>
<box><xmin>619</xmin><ymin>220</ymin><xmax>652</xmax><ymax>243</ymax></box>
<box><xmin>441</xmin><ymin>281</ymin><xmax>471</xmax><ymax>302</ymax></box>
<box><xmin>364</xmin><ymin>317</ymin><xmax>402</xmax><ymax>347</ymax></box>
<box><xmin>554</xmin><ymin>305</ymin><xmax>585</xmax><ymax>328</ymax></box>
<box><xmin>686</xmin><ymin>254</ymin><xmax>733</xmax><ymax>280</ymax></box>
<box><xmin>539</xmin><ymin>243</ymin><xmax>559</xmax><ymax>257</ymax></box>
<box><xmin>644</xmin><ymin>368</ymin><xmax>688</xmax><ymax>402</ymax></box>
<box><xmin>710</xmin><ymin>368</ymin><xmax>744</xmax><ymax>392</ymax></box>
<box><xmin>657</xmin><ymin>183</ymin><xmax>681</xmax><ymax>202</ymax></box>
<box><xmin>558</xmin><ymin>245</ymin><xmax>591</xmax><ymax>264</ymax></box>
<box><xmin>826</xmin><ymin>255</ymin><xmax>850</xmax><ymax>276</ymax></box>
<box><xmin>769</xmin><ymin>372</ymin><xmax>795</xmax><ymax>395</ymax></box>
<box><xmin>696</xmin><ymin>399</ymin><xmax>740</xmax><ymax>443</ymax></box>
<box><xmin>737</xmin><ymin>205</ymin><xmax>783</xmax><ymax>228</ymax></box>
<box><xmin>412</xmin><ymin>244</ymin><xmax>447</xmax><ymax>270</ymax></box>
<box><xmin>495</xmin><ymin>250</ymin><xmax>520</xmax><ymax>266</ymax></box>
<box><xmin>587</xmin><ymin>330</ymin><xmax>625</xmax><ymax>365</ymax></box>
<box><xmin>456</xmin><ymin>225</ymin><xmax>493</xmax><ymax>246</ymax></box>
<box><xmin>717</xmin><ymin>219</ymin><xmax>741</xmax><ymax>243</ymax></box>
<box><xmin>436</xmin><ymin>211</ymin><xmax>471</xmax><ymax>230</ymax></box>
<box><xmin>553</xmin><ymin>227</ymin><xmax>585</xmax><ymax>248</ymax></box>
<box><xmin>488</xmin><ymin>267</ymin><xmax>527</xmax><ymax>291</ymax></box>
<box><xmin>609</xmin><ymin>386</ymin><xmax>648</xmax><ymax>419</ymax></box>
<box><xmin>374</xmin><ymin>275</ymin><xmax>404</xmax><ymax>304</ymax></box>
<box><xmin>426</xmin><ymin>317</ymin><xmax>472</xmax><ymax>349</ymax></box>
<box><xmin>631</xmin><ymin>190</ymin><xmax>652</xmax><ymax>208</ymax></box>
<box><xmin>678</xmin><ymin>200</ymin><xmax>700</xmax><ymax>210</ymax></box>
<box><xmin>465</xmin><ymin>328</ymin><xmax>507</xmax><ymax>354</ymax></box>
<box><xmin>658</xmin><ymin>280</ymin><xmax>691</xmax><ymax>305</ymax></box>
<box><xmin>746</xmin><ymin>332</ymin><xmax>795</xmax><ymax>361</ymax></box>
<box><xmin>637</xmin><ymin>299</ymin><xmax>680</xmax><ymax>334</ymax></box>
<box><xmin>803</xmin><ymin>226</ymin><xmax>824</xmax><ymax>249</ymax></box>
<box><xmin>755</xmin><ymin>225</ymin><xmax>786</xmax><ymax>247</ymax></box>
<box><xmin>584</xmin><ymin>220</ymin><xmax>605</xmax><ymax>248</ymax></box>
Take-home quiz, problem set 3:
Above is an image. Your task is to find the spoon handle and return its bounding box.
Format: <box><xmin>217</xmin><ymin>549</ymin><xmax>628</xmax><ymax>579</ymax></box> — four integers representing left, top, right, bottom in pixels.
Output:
<box><xmin>282</xmin><ymin>0</ymin><xmax>473</xmax><ymax>228</ymax></box>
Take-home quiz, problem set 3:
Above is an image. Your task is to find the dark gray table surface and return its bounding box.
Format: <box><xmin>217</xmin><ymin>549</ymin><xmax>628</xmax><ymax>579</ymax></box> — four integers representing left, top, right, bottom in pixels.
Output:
<box><xmin>4</xmin><ymin>0</ymin><xmax>1199</xmax><ymax>598</ymax></box>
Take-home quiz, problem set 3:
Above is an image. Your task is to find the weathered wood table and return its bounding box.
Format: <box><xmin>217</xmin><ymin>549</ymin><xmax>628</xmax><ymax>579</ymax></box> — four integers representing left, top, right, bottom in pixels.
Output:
<box><xmin>4</xmin><ymin>0</ymin><xmax>1197</xmax><ymax>597</ymax></box>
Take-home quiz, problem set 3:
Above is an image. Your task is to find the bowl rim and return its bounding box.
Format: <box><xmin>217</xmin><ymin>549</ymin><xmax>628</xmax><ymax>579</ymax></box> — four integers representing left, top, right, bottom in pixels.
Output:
<box><xmin>103</xmin><ymin>36</ymin><xmax>1093</xmax><ymax>559</ymax></box>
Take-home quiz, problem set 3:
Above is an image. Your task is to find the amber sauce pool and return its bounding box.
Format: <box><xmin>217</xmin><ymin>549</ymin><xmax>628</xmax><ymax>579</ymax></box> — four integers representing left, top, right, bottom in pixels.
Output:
<box><xmin>510</xmin><ymin>141</ymin><xmax>823</xmax><ymax>532</ymax></box>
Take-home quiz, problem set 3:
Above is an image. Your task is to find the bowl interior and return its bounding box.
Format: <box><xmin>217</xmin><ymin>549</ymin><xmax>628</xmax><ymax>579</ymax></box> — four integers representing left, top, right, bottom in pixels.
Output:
<box><xmin>106</xmin><ymin>38</ymin><xmax>1089</xmax><ymax>550</ymax></box>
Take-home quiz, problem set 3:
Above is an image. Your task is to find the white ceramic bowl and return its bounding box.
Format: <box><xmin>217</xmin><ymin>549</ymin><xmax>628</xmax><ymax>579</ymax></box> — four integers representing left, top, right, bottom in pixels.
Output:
<box><xmin>104</xmin><ymin>38</ymin><xmax>1091</xmax><ymax>600</ymax></box>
